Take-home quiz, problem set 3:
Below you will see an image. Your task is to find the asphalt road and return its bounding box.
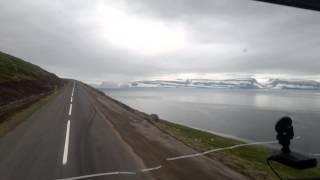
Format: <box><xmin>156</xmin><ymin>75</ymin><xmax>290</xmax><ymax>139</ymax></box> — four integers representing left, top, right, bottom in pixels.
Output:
<box><xmin>0</xmin><ymin>81</ymin><xmax>148</xmax><ymax>180</ymax></box>
<box><xmin>0</xmin><ymin>81</ymin><xmax>247</xmax><ymax>180</ymax></box>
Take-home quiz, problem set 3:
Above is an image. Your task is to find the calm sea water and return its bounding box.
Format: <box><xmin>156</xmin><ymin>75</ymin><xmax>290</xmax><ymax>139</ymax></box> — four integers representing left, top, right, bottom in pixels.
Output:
<box><xmin>103</xmin><ymin>88</ymin><xmax>320</xmax><ymax>154</ymax></box>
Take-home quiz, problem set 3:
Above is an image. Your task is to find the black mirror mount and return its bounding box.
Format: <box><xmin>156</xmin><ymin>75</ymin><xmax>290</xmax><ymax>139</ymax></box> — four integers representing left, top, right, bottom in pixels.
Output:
<box><xmin>268</xmin><ymin>117</ymin><xmax>317</xmax><ymax>170</ymax></box>
<box><xmin>275</xmin><ymin>116</ymin><xmax>294</xmax><ymax>154</ymax></box>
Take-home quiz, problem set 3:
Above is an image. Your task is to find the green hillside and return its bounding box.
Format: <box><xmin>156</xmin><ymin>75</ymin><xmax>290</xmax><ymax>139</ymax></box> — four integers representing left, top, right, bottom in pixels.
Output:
<box><xmin>0</xmin><ymin>51</ymin><xmax>56</xmax><ymax>82</ymax></box>
<box><xmin>0</xmin><ymin>51</ymin><xmax>63</xmax><ymax>133</ymax></box>
<box><xmin>0</xmin><ymin>51</ymin><xmax>62</xmax><ymax>106</ymax></box>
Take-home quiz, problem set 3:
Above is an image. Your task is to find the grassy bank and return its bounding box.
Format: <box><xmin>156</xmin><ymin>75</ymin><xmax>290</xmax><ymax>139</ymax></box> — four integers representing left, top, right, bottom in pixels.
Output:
<box><xmin>0</xmin><ymin>51</ymin><xmax>56</xmax><ymax>82</ymax></box>
<box><xmin>154</xmin><ymin>119</ymin><xmax>320</xmax><ymax>180</ymax></box>
<box><xmin>0</xmin><ymin>91</ymin><xmax>57</xmax><ymax>137</ymax></box>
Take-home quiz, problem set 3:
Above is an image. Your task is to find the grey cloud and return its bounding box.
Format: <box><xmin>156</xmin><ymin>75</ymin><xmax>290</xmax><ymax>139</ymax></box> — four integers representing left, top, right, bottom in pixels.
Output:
<box><xmin>1</xmin><ymin>0</ymin><xmax>320</xmax><ymax>83</ymax></box>
<box><xmin>121</xmin><ymin>0</ymin><xmax>320</xmax><ymax>76</ymax></box>
<box><xmin>0</xmin><ymin>0</ymin><xmax>161</xmax><ymax>81</ymax></box>
<box><xmin>123</xmin><ymin>0</ymin><xmax>285</xmax><ymax>20</ymax></box>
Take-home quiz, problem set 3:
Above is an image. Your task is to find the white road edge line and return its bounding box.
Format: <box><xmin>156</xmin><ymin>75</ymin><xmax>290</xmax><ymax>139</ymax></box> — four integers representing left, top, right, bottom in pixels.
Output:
<box><xmin>68</xmin><ymin>104</ymin><xmax>72</xmax><ymax>116</ymax></box>
<box><xmin>166</xmin><ymin>136</ymin><xmax>301</xmax><ymax>161</ymax></box>
<box><xmin>56</xmin><ymin>138</ymin><xmax>289</xmax><ymax>180</ymax></box>
<box><xmin>55</xmin><ymin>166</ymin><xmax>162</xmax><ymax>180</ymax></box>
<box><xmin>139</xmin><ymin>165</ymin><xmax>162</xmax><ymax>172</ymax></box>
<box><xmin>56</xmin><ymin>171</ymin><xmax>136</xmax><ymax>180</ymax></box>
<box><xmin>62</xmin><ymin>120</ymin><xmax>71</xmax><ymax>165</ymax></box>
<box><xmin>70</xmin><ymin>97</ymin><xmax>73</xmax><ymax>103</ymax></box>
<box><xmin>167</xmin><ymin>140</ymin><xmax>277</xmax><ymax>161</ymax></box>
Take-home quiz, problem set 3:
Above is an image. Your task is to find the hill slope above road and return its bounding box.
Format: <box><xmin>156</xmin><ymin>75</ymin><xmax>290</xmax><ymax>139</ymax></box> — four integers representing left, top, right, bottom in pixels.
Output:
<box><xmin>0</xmin><ymin>51</ymin><xmax>58</xmax><ymax>82</ymax></box>
<box><xmin>0</xmin><ymin>51</ymin><xmax>62</xmax><ymax>106</ymax></box>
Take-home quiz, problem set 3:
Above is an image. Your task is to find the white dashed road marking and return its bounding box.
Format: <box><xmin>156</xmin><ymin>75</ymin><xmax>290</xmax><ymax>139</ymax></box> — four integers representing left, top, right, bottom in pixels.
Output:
<box><xmin>68</xmin><ymin>104</ymin><xmax>72</xmax><ymax>116</ymax></box>
<box><xmin>62</xmin><ymin>120</ymin><xmax>71</xmax><ymax>165</ymax></box>
<box><xmin>62</xmin><ymin>82</ymin><xmax>75</xmax><ymax>166</ymax></box>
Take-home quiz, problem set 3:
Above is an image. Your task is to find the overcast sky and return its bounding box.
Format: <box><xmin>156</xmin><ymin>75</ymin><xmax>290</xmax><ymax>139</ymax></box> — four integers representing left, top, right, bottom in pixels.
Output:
<box><xmin>1</xmin><ymin>0</ymin><xmax>320</xmax><ymax>83</ymax></box>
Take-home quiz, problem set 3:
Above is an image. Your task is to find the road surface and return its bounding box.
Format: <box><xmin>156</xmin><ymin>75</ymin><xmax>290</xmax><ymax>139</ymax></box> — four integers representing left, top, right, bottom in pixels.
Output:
<box><xmin>0</xmin><ymin>81</ymin><xmax>247</xmax><ymax>180</ymax></box>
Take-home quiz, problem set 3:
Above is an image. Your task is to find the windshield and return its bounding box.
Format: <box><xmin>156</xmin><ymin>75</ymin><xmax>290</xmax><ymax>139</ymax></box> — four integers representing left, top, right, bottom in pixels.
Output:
<box><xmin>0</xmin><ymin>0</ymin><xmax>319</xmax><ymax>180</ymax></box>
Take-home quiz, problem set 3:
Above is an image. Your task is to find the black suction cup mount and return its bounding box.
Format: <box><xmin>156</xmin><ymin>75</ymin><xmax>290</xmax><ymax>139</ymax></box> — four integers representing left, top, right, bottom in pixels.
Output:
<box><xmin>268</xmin><ymin>117</ymin><xmax>317</xmax><ymax>171</ymax></box>
<box><xmin>275</xmin><ymin>116</ymin><xmax>294</xmax><ymax>154</ymax></box>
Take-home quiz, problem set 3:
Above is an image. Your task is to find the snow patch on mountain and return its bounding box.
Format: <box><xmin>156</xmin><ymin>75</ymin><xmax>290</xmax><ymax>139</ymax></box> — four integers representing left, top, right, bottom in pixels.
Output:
<box><xmin>95</xmin><ymin>78</ymin><xmax>320</xmax><ymax>90</ymax></box>
<box><xmin>266</xmin><ymin>79</ymin><xmax>320</xmax><ymax>90</ymax></box>
<box><xmin>130</xmin><ymin>78</ymin><xmax>262</xmax><ymax>89</ymax></box>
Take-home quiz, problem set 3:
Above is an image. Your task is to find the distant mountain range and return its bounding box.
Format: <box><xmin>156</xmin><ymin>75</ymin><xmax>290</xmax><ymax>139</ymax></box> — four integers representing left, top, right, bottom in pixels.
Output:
<box><xmin>265</xmin><ymin>79</ymin><xmax>320</xmax><ymax>90</ymax></box>
<box><xmin>93</xmin><ymin>78</ymin><xmax>320</xmax><ymax>90</ymax></box>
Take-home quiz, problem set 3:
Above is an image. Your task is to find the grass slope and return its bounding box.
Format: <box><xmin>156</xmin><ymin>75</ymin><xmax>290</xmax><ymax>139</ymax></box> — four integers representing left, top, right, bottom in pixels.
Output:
<box><xmin>0</xmin><ymin>91</ymin><xmax>57</xmax><ymax>137</ymax></box>
<box><xmin>155</xmin><ymin>120</ymin><xmax>320</xmax><ymax>180</ymax></box>
<box><xmin>0</xmin><ymin>51</ymin><xmax>62</xmax><ymax>106</ymax></box>
<box><xmin>0</xmin><ymin>50</ymin><xmax>63</xmax><ymax>126</ymax></box>
<box><xmin>0</xmin><ymin>51</ymin><xmax>56</xmax><ymax>82</ymax></box>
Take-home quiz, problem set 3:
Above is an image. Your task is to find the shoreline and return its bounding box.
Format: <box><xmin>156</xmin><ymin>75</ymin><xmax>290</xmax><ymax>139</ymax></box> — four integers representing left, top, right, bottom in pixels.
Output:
<box><xmin>151</xmin><ymin>118</ymin><xmax>320</xmax><ymax>180</ymax></box>
<box><xmin>99</xmin><ymin>88</ymin><xmax>320</xmax><ymax>179</ymax></box>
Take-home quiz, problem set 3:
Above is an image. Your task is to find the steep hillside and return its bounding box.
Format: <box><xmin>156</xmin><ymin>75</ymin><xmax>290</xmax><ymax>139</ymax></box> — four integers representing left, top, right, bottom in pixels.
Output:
<box><xmin>0</xmin><ymin>51</ymin><xmax>62</xmax><ymax>106</ymax></box>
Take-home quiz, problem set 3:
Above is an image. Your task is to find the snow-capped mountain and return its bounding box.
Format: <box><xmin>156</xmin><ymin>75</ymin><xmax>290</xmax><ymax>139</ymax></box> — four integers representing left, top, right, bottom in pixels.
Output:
<box><xmin>130</xmin><ymin>79</ymin><xmax>188</xmax><ymax>88</ymax></box>
<box><xmin>188</xmin><ymin>78</ymin><xmax>263</xmax><ymax>89</ymax></box>
<box><xmin>91</xmin><ymin>81</ymin><xmax>129</xmax><ymax>89</ymax></box>
<box><xmin>130</xmin><ymin>78</ymin><xmax>263</xmax><ymax>89</ymax></box>
<box><xmin>96</xmin><ymin>78</ymin><xmax>320</xmax><ymax>90</ymax></box>
<box><xmin>266</xmin><ymin>79</ymin><xmax>320</xmax><ymax>90</ymax></box>
<box><xmin>99</xmin><ymin>82</ymin><xmax>121</xmax><ymax>88</ymax></box>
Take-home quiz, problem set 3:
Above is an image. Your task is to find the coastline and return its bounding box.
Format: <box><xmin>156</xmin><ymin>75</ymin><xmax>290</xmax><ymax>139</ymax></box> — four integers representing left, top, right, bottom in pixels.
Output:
<box><xmin>151</xmin><ymin>118</ymin><xmax>320</xmax><ymax>180</ymax></box>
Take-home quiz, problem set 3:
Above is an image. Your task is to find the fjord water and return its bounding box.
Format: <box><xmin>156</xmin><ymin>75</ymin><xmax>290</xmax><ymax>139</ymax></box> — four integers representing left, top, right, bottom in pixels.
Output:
<box><xmin>104</xmin><ymin>88</ymin><xmax>320</xmax><ymax>154</ymax></box>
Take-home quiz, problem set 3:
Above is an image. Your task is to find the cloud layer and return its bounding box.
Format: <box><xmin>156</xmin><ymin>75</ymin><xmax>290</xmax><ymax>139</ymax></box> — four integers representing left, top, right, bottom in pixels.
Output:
<box><xmin>1</xmin><ymin>0</ymin><xmax>320</xmax><ymax>83</ymax></box>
